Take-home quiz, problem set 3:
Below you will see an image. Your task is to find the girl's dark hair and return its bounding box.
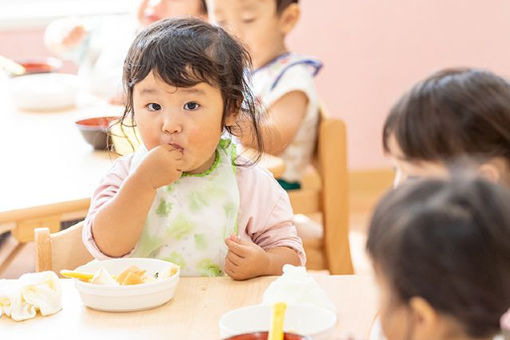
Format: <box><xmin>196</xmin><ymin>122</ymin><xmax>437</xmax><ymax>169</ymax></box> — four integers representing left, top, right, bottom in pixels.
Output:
<box><xmin>382</xmin><ymin>68</ymin><xmax>510</xmax><ymax>165</ymax></box>
<box><xmin>276</xmin><ymin>0</ymin><xmax>298</xmax><ymax>13</ymax></box>
<box><xmin>200</xmin><ymin>0</ymin><xmax>207</xmax><ymax>14</ymax></box>
<box><xmin>366</xmin><ymin>177</ymin><xmax>510</xmax><ymax>338</ymax></box>
<box><xmin>120</xmin><ymin>17</ymin><xmax>263</xmax><ymax>161</ymax></box>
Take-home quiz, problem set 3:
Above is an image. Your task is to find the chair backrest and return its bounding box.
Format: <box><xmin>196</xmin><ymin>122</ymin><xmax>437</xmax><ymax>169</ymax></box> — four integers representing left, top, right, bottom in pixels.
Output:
<box><xmin>288</xmin><ymin>106</ymin><xmax>353</xmax><ymax>274</ymax></box>
<box><xmin>35</xmin><ymin>222</ymin><xmax>93</xmax><ymax>274</ymax></box>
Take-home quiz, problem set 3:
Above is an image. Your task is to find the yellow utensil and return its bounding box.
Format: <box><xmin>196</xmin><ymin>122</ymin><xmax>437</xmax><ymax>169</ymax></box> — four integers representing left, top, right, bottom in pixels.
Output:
<box><xmin>60</xmin><ymin>270</ymin><xmax>94</xmax><ymax>282</ymax></box>
<box><xmin>0</xmin><ymin>55</ymin><xmax>25</xmax><ymax>76</ymax></box>
<box><xmin>268</xmin><ymin>302</ymin><xmax>287</xmax><ymax>340</ymax></box>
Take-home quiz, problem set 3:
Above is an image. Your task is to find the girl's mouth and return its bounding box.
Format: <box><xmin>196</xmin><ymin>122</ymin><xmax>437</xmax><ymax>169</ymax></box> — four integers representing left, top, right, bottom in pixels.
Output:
<box><xmin>169</xmin><ymin>143</ymin><xmax>184</xmax><ymax>153</ymax></box>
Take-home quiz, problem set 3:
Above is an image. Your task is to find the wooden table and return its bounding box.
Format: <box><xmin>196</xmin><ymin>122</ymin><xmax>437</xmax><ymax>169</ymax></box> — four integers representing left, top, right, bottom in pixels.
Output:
<box><xmin>0</xmin><ymin>78</ymin><xmax>284</xmax><ymax>271</ymax></box>
<box><xmin>0</xmin><ymin>275</ymin><xmax>378</xmax><ymax>339</ymax></box>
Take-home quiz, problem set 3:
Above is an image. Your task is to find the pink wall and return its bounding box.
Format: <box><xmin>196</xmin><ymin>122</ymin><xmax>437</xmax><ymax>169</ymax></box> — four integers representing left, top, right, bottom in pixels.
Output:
<box><xmin>288</xmin><ymin>0</ymin><xmax>510</xmax><ymax>170</ymax></box>
<box><xmin>3</xmin><ymin>1</ymin><xmax>510</xmax><ymax>169</ymax></box>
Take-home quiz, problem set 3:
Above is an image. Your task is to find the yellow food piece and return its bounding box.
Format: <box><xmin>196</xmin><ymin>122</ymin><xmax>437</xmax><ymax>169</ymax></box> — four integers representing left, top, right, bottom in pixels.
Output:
<box><xmin>60</xmin><ymin>270</ymin><xmax>94</xmax><ymax>282</ymax></box>
<box><xmin>268</xmin><ymin>302</ymin><xmax>287</xmax><ymax>340</ymax></box>
<box><xmin>116</xmin><ymin>265</ymin><xmax>146</xmax><ymax>285</ymax></box>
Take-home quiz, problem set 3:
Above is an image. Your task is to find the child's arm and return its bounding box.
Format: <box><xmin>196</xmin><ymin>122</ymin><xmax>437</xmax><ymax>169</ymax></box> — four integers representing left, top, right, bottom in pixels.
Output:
<box><xmin>224</xmin><ymin>234</ymin><xmax>301</xmax><ymax>280</ymax></box>
<box><xmin>239</xmin><ymin>91</ymin><xmax>308</xmax><ymax>156</ymax></box>
<box><xmin>91</xmin><ymin>145</ymin><xmax>184</xmax><ymax>257</ymax></box>
<box><xmin>224</xmin><ymin>165</ymin><xmax>306</xmax><ymax>280</ymax></box>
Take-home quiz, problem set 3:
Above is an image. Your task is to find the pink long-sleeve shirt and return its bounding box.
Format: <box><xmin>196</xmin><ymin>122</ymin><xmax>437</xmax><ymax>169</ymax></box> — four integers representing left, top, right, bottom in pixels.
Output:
<box><xmin>82</xmin><ymin>154</ymin><xmax>306</xmax><ymax>265</ymax></box>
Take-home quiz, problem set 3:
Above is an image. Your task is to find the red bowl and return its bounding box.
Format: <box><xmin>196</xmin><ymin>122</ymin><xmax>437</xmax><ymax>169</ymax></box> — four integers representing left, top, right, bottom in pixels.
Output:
<box><xmin>75</xmin><ymin>116</ymin><xmax>120</xmax><ymax>150</ymax></box>
<box><xmin>15</xmin><ymin>57</ymin><xmax>62</xmax><ymax>76</ymax></box>
<box><xmin>225</xmin><ymin>332</ymin><xmax>312</xmax><ymax>340</ymax></box>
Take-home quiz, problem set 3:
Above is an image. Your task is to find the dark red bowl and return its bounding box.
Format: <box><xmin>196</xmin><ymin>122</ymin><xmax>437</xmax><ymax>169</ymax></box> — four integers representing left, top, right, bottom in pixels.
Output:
<box><xmin>14</xmin><ymin>57</ymin><xmax>62</xmax><ymax>76</ymax></box>
<box><xmin>75</xmin><ymin>116</ymin><xmax>120</xmax><ymax>150</ymax></box>
<box><xmin>225</xmin><ymin>332</ymin><xmax>312</xmax><ymax>340</ymax></box>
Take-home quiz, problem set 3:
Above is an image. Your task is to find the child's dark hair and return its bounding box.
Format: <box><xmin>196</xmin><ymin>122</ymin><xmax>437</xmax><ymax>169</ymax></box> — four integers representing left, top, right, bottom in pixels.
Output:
<box><xmin>120</xmin><ymin>17</ymin><xmax>263</xmax><ymax>160</ymax></box>
<box><xmin>276</xmin><ymin>0</ymin><xmax>298</xmax><ymax>13</ymax></box>
<box><xmin>382</xmin><ymin>68</ymin><xmax>510</xmax><ymax>166</ymax></box>
<box><xmin>199</xmin><ymin>0</ymin><xmax>207</xmax><ymax>14</ymax></box>
<box><xmin>366</xmin><ymin>177</ymin><xmax>510</xmax><ymax>338</ymax></box>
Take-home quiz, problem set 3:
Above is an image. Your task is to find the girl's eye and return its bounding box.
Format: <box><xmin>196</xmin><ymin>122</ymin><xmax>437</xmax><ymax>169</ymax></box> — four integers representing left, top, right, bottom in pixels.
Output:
<box><xmin>147</xmin><ymin>103</ymin><xmax>161</xmax><ymax>111</ymax></box>
<box><xmin>184</xmin><ymin>102</ymin><xmax>200</xmax><ymax>111</ymax></box>
<box><xmin>242</xmin><ymin>18</ymin><xmax>256</xmax><ymax>24</ymax></box>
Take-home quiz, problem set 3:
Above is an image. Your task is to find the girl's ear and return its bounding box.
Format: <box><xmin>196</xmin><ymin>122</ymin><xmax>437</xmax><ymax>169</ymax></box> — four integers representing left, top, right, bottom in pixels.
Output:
<box><xmin>479</xmin><ymin>159</ymin><xmax>504</xmax><ymax>183</ymax></box>
<box><xmin>409</xmin><ymin>297</ymin><xmax>440</xmax><ymax>340</ymax></box>
<box><xmin>279</xmin><ymin>3</ymin><xmax>300</xmax><ymax>35</ymax></box>
<box><xmin>224</xmin><ymin>106</ymin><xmax>239</xmax><ymax>127</ymax></box>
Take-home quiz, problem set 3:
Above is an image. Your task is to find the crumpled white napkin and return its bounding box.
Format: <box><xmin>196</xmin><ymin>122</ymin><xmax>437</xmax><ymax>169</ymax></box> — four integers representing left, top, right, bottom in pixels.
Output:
<box><xmin>262</xmin><ymin>264</ymin><xmax>336</xmax><ymax>312</ymax></box>
<box><xmin>0</xmin><ymin>271</ymin><xmax>62</xmax><ymax>321</ymax></box>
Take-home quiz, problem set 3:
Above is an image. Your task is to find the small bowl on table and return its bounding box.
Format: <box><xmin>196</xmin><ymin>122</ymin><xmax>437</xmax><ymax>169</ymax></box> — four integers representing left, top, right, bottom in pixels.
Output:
<box><xmin>75</xmin><ymin>116</ymin><xmax>120</xmax><ymax>150</ymax></box>
<box><xmin>219</xmin><ymin>304</ymin><xmax>337</xmax><ymax>340</ymax></box>
<box><xmin>73</xmin><ymin>258</ymin><xmax>180</xmax><ymax>312</ymax></box>
<box><xmin>225</xmin><ymin>332</ymin><xmax>312</xmax><ymax>340</ymax></box>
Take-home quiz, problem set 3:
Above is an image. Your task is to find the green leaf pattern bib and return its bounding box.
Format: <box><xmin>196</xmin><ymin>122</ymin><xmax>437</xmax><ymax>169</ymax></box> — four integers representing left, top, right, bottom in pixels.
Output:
<box><xmin>128</xmin><ymin>140</ymin><xmax>239</xmax><ymax>277</ymax></box>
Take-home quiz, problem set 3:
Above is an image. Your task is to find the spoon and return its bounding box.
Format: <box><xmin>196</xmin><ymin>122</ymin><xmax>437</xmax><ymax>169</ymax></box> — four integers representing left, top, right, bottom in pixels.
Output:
<box><xmin>268</xmin><ymin>302</ymin><xmax>287</xmax><ymax>340</ymax></box>
<box><xmin>0</xmin><ymin>55</ymin><xmax>25</xmax><ymax>76</ymax></box>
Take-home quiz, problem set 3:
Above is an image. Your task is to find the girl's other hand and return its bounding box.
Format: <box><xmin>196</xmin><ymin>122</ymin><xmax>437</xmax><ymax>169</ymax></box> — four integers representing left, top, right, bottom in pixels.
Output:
<box><xmin>61</xmin><ymin>25</ymin><xmax>87</xmax><ymax>47</ymax></box>
<box><xmin>224</xmin><ymin>234</ymin><xmax>270</xmax><ymax>280</ymax></box>
<box><xmin>135</xmin><ymin>144</ymin><xmax>184</xmax><ymax>190</ymax></box>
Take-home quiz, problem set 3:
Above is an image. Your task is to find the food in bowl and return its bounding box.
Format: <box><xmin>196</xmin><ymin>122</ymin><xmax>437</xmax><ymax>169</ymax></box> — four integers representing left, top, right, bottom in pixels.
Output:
<box><xmin>14</xmin><ymin>57</ymin><xmax>62</xmax><ymax>76</ymax></box>
<box><xmin>70</xmin><ymin>258</ymin><xmax>180</xmax><ymax>312</ymax></box>
<box><xmin>61</xmin><ymin>264</ymin><xmax>178</xmax><ymax>286</ymax></box>
<box><xmin>75</xmin><ymin>116</ymin><xmax>120</xmax><ymax>150</ymax></box>
<box><xmin>225</xmin><ymin>332</ymin><xmax>312</xmax><ymax>340</ymax></box>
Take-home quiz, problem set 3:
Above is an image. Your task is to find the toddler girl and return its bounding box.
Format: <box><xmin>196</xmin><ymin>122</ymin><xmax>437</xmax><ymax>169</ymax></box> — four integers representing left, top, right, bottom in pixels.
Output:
<box><xmin>82</xmin><ymin>18</ymin><xmax>304</xmax><ymax>280</ymax></box>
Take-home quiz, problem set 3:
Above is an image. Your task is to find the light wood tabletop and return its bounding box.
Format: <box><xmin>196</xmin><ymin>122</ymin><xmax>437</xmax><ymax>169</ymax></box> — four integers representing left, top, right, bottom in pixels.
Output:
<box><xmin>0</xmin><ymin>274</ymin><xmax>378</xmax><ymax>339</ymax></box>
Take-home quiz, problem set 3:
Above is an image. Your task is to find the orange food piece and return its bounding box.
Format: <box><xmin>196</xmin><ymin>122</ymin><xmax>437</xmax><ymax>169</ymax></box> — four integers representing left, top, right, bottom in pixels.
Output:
<box><xmin>116</xmin><ymin>265</ymin><xmax>146</xmax><ymax>285</ymax></box>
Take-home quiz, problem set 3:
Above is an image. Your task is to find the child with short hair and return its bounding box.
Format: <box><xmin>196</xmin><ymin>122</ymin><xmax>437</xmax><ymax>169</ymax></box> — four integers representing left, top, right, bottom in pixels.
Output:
<box><xmin>82</xmin><ymin>18</ymin><xmax>304</xmax><ymax>280</ymax></box>
<box><xmin>383</xmin><ymin>68</ymin><xmax>510</xmax><ymax>187</ymax></box>
<box><xmin>45</xmin><ymin>0</ymin><xmax>208</xmax><ymax>103</ymax></box>
<box><xmin>367</xmin><ymin>177</ymin><xmax>510</xmax><ymax>340</ymax></box>
<box><xmin>207</xmin><ymin>0</ymin><xmax>322</xmax><ymax>190</ymax></box>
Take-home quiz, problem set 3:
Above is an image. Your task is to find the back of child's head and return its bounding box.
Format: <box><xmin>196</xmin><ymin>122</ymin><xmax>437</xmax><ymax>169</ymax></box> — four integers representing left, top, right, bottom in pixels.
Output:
<box><xmin>121</xmin><ymin>17</ymin><xmax>263</xmax><ymax>152</ymax></box>
<box><xmin>366</xmin><ymin>176</ymin><xmax>510</xmax><ymax>339</ymax></box>
<box><xmin>382</xmin><ymin>68</ymin><xmax>510</xmax><ymax>177</ymax></box>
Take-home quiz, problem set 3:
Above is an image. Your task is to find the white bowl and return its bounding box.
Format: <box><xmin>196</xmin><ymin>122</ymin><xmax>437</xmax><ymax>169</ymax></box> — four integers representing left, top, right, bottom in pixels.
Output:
<box><xmin>9</xmin><ymin>73</ymin><xmax>79</xmax><ymax>111</ymax></box>
<box><xmin>219</xmin><ymin>304</ymin><xmax>337</xmax><ymax>339</ymax></box>
<box><xmin>73</xmin><ymin>258</ymin><xmax>180</xmax><ymax>312</ymax></box>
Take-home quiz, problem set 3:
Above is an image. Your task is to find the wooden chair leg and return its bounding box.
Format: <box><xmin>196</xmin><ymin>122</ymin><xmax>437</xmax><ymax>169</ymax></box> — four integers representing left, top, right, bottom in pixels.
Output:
<box><xmin>35</xmin><ymin>228</ymin><xmax>52</xmax><ymax>272</ymax></box>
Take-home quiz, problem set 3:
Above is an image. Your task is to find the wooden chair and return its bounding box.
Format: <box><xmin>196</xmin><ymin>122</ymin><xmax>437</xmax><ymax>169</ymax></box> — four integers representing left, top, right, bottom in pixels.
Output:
<box><xmin>289</xmin><ymin>106</ymin><xmax>354</xmax><ymax>275</ymax></box>
<box><xmin>34</xmin><ymin>222</ymin><xmax>93</xmax><ymax>274</ymax></box>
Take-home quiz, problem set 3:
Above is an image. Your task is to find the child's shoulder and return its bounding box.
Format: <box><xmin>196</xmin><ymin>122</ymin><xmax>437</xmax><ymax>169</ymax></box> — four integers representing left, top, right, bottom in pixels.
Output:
<box><xmin>235</xmin><ymin>158</ymin><xmax>289</xmax><ymax>203</ymax></box>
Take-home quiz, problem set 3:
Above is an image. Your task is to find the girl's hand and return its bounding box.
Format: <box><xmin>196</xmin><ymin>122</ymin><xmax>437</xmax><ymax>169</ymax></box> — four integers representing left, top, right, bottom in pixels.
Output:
<box><xmin>224</xmin><ymin>234</ymin><xmax>270</xmax><ymax>280</ymax></box>
<box><xmin>135</xmin><ymin>144</ymin><xmax>184</xmax><ymax>190</ymax></box>
<box><xmin>61</xmin><ymin>25</ymin><xmax>87</xmax><ymax>47</ymax></box>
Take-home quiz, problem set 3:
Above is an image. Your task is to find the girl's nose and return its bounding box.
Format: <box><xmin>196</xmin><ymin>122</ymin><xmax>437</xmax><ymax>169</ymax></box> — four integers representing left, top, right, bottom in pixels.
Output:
<box><xmin>162</xmin><ymin>115</ymin><xmax>182</xmax><ymax>134</ymax></box>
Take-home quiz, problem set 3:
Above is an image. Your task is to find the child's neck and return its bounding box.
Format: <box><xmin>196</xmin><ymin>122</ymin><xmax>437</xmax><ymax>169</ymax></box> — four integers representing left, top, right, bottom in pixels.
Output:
<box><xmin>253</xmin><ymin>43</ymin><xmax>289</xmax><ymax>70</ymax></box>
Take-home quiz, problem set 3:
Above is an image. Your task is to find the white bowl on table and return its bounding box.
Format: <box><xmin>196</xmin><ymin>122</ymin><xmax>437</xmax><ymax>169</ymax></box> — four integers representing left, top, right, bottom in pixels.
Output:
<box><xmin>219</xmin><ymin>304</ymin><xmax>337</xmax><ymax>340</ymax></box>
<box><xmin>8</xmin><ymin>73</ymin><xmax>80</xmax><ymax>111</ymax></box>
<box><xmin>73</xmin><ymin>258</ymin><xmax>180</xmax><ymax>312</ymax></box>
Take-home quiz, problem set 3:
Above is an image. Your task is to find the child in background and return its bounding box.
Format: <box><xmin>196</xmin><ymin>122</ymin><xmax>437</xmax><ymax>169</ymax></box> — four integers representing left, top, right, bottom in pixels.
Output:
<box><xmin>207</xmin><ymin>0</ymin><xmax>322</xmax><ymax>190</ymax></box>
<box><xmin>383</xmin><ymin>68</ymin><xmax>510</xmax><ymax>187</ymax></box>
<box><xmin>44</xmin><ymin>0</ymin><xmax>207</xmax><ymax>104</ymax></box>
<box><xmin>367</xmin><ymin>177</ymin><xmax>510</xmax><ymax>340</ymax></box>
<box><xmin>82</xmin><ymin>18</ymin><xmax>304</xmax><ymax>280</ymax></box>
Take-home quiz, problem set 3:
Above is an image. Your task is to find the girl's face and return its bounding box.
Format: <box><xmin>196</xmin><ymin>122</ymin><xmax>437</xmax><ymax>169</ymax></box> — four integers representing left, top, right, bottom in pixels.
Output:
<box><xmin>208</xmin><ymin>0</ymin><xmax>286</xmax><ymax>68</ymax></box>
<box><xmin>387</xmin><ymin>135</ymin><xmax>449</xmax><ymax>187</ymax></box>
<box><xmin>133</xmin><ymin>71</ymin><xmax>235</xmax><ymax>174</ymax></box>
<box><xmin>374</xmin><ymin>265</ymin><xmax>414</xmax><ymax>340</ymax></box>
